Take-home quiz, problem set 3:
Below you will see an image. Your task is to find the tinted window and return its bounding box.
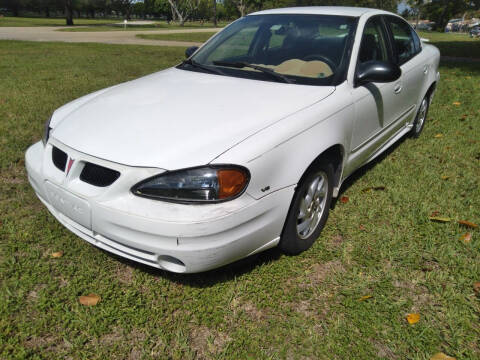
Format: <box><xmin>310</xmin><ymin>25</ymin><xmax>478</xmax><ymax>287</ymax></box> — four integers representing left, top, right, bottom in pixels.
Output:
<box><xmin>411</xmin><ymin>27</ymin><xmax>422</xmax><ymax>53</ymax></box>
<box><xmin>358</xmin><ymin>17</ymin><xmax>389</xmax><ymax>63</ymax></box>
<box><xmin>187</xmin><ymin>14</ymin><xmax>357</xmax><ymax>86</ymax></box>
<box><xmin>386</xmin><ymin>16</ymin><xmax>417</xmax><ymax>64</ymax></box>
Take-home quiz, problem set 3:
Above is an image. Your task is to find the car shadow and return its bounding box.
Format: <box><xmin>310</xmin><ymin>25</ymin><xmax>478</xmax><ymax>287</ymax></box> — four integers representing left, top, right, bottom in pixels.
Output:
<box><xmin>107</xmin><ymin>246</ymin><xmax>283</xmax><ymax>287</ymax></box>
<box><xmin>439</xmin><ymin>56</ymin><xmax>480</xmax><ymax>73</ymax></box>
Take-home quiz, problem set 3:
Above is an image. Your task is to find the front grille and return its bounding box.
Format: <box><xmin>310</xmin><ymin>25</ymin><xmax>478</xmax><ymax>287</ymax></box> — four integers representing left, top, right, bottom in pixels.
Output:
<box><xmin>80</xmin><ymin>163</ymin><xmax>120</xmax><ymax>187</ymax></box>
<box><xmin>52</xmin><ymin>146</ymin><xmax>67</xmax><ymax>171</ymax></box>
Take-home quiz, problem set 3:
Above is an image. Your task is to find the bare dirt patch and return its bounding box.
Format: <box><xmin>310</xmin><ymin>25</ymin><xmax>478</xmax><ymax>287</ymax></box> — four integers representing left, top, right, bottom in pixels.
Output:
<box><xmin>24</xmin><ymin>334</ymin><xmax>56</xmax><ymax>349</ymax></box>
<box><xmin>115</xmin><ymin>264</ymin><xmax>135</xmax><ymax>284</ymax></box>
<box><xmin>371</xmin><ymin>339</ymin><xmax>398</xmax><ymax>359</ymax></box>
<box><xmin>190</xmin><ymin>325</ymin><xmax>231</xmax><ymax>359</ymax></box>
<box><xmin>27</xmin><ymin>283</ymin><xmax>47</xmax><ymax>303</ymax></box>
<box><xmin>329</xmin><ymin>234</ymin><xmax>344</xmax><ymax>248</ymax></box>
<box><xmin>240</xmin><ymin>300</ymin><xmax>267</xmax><ymax>321</ymax></box>
<box><xmin>24</xmin><ymin>334</ymin><xmax>72</xmax><ymax>353</ymax></box>
<box><xmin>393</xmin><ymin>280</ymin><xmax>433</xmax><ymax>312</ymax></box>
<box><xmin>55</xmin><ymin>276</ymin><xmax>69</xmax><ymax>288</ymax></box>
<box><xmin>98</xmin><ymin>326</ymin><xmax>124</xmax><ymax>347</ymax></box>
<box><xmin>303</xmin><ymin>260</ymin><xmax>346</xmax><ymax>286</ymax></box>
<box><xmin>95</xmin><ymin>326</ymin><xmax>147</xmax><ymax>358</ymax></box>
<box><xmin>295</xmin><ymin>300</ymin><xmax>315</xmax><ymax>317</ymax></box>
<box><xmin>0</xmin><ymin>164</ymin><xmax>27</xmax><ymax>185</ymax></box>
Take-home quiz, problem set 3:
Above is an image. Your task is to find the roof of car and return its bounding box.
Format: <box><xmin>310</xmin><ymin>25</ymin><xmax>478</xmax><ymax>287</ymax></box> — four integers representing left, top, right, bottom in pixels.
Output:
<box><xmin>250</xmin><ymin>6</ymin><xmax>392</xmax><ymax>17</ymax></box>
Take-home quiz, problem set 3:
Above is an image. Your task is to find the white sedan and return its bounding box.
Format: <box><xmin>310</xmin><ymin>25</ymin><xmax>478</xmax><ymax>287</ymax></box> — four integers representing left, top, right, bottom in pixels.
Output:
<box><xmin>25</xmin><ymin>7</ymin><xmax>440</xmax><ymax>273</ymax></box>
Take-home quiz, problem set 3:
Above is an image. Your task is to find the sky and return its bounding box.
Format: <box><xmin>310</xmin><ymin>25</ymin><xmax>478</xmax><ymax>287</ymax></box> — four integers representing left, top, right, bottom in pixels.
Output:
<box><xmin>397</xmin><ymin>0</ymin><xmax>409</xmax><ymax>14</ymax></box>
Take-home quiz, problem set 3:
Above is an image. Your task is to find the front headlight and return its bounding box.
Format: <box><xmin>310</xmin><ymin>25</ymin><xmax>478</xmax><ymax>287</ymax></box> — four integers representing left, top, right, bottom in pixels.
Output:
<box><xmin>42</xmin><ymin>115</ymin><xmax>52</xmax><ymax>146</ymax></box>
<box><xmin>131</xmin><ymin>165</ymin><xmax>250</xmax><ymax>204</ymax></box>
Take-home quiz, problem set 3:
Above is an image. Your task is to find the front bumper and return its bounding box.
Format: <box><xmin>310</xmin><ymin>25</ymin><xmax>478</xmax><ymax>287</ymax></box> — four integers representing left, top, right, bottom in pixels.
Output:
<box><xmin>26</xmin><ymin>140</ymin><xmax>294</xmax><ymax>273</ymax></box>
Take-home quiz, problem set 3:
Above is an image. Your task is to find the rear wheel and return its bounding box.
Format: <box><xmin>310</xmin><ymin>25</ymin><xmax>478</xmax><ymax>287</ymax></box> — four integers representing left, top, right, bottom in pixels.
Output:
<box><xmin>279</xmin><ymin>163</ymin><xmax>334</xmax><ymax>255</ymax></box>
<box><xmin>410</xmin><ymin>95</ymin><xmax>429</xmax><ymax>138</ymax></box>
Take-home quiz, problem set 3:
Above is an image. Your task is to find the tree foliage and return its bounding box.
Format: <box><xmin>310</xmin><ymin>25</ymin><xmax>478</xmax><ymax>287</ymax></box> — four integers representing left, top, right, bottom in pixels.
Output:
<box><xmin>1</xmin><ymin>0</ymin><xmax>478</xmax><ymax>29</ymax></box>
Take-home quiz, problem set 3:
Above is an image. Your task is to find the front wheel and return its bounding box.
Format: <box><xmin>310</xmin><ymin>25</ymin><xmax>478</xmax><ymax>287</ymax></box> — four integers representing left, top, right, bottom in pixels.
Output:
<box><xmin>279</xmin><ymin>163</ymin><xmax>334</xmax><ymax>255</ymax></box>
<box><xmin>410</xmin><ymin>95</ymin><xmax>430</xmax><ymax>138</ymax></box>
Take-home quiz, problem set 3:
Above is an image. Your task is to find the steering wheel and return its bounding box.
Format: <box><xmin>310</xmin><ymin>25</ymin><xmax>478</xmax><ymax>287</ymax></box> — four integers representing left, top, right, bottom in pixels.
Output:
<box><xmin>302</xmin><ymin>54</ymin><xmax>337</xmax><ymax>74</ymax></box>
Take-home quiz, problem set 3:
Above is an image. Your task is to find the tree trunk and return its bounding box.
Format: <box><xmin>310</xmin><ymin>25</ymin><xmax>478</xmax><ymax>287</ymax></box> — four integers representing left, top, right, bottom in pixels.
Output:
<box><xmin>213</xmin><ymin>0</ymin><xmax>217</xmax><ymax>27</ymax></box>
<box><xmin>45</xmin><ymin>6</ymin><xmax>50</xmax><ymax>18</ymax></box>
<box><xmin>65</xmin><ymin>0</ymin><xmax>74</xmax><ymax>26</ymax></box>
<box><xmin>438</xmin><ymin>0</ymin><xmax>449</xmax><ymax>31</ymax></box>
<box><xmin>236</xmin><ymin>0</ymin><xmax>245</xmax><ymax>17</ymax></box>
<box><xmin>12</xmin><ymin>4</ymin><xmax>19</xmax><ymax>17</ymax></box>
<box><xmin>168</xmin><ymin>0</ymin><xmax>184</xmax><ymax>25</ymax></box>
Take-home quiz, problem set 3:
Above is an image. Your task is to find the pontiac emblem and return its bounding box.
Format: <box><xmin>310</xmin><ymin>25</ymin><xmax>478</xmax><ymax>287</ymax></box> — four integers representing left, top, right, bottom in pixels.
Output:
<box><xmin>66</xmin><ymin>158</ymin><xmax>74</xmax><ymax>176</ymax></box>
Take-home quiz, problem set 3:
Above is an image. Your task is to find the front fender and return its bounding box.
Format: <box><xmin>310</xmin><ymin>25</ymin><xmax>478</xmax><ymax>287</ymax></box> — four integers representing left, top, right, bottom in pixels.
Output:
<box><xmin>213</xmin><ymin>84</ymin><xmax>354</xmax><ymax>199</ymax></box>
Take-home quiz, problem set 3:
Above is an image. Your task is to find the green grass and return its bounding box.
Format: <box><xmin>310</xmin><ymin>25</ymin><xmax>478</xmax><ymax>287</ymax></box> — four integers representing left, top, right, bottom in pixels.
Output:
<box><xmin>0</xmin><ymin>16</ymin><xmax>118</xmax><ymax>27</ymax></box>
<box><xmin>136</xmin><ymin>31</ymin><xmax>218</xmax><ymax>43</ymax></box>
<box><xmin>0</xmin><ymin>40</ymin><xmax>479</xmax><ymax>359</ymax></box>
<box><xmin>418</xmin><ymin>31</ymin><xmax>480</xmax><ymax>58</ymax></box>
<box><xmin>57</xmin><ymin>21</ymin><xmax>228</xmax><ymax>32</ymax></box>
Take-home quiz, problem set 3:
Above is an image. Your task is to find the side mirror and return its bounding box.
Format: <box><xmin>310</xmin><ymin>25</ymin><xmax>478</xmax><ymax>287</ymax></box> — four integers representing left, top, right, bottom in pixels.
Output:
<box><xmin>185</xmin><ymin>46</ymin><xmax>199</xmax><ymax>58</ymax></box>
<box><xmin>355</xmin><ymin>61</ymin><xmax>401</xmax><ymax>87</ymax></box>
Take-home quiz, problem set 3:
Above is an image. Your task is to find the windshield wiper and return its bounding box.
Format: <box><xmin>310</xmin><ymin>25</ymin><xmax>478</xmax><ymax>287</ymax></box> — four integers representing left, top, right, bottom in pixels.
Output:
<box><xmin>213</xmin><ymin>61</ymin><xmax>295</xmax><ymax>84</ymax></box>
<box><xmin>181</xmin><ymin>58</ymin><xmax>225</xmax><ymax>76</ymax></box>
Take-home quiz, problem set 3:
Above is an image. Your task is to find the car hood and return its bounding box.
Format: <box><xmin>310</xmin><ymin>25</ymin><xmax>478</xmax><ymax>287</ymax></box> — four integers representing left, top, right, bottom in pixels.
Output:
<box><xmin>52</xmin><ymin>67</ymin><xmax>335</xmax><ymax>170</ymax></box>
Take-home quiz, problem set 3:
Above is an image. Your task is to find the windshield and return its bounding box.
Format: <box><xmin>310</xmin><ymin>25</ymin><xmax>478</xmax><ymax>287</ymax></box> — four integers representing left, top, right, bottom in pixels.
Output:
<box><xmin>181</xmin><ymin>14</ymin><xmax>357</xmax><ymax>86</ymax></box>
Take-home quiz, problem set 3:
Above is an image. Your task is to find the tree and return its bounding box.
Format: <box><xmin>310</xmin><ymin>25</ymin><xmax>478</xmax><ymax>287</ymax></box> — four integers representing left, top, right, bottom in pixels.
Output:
<box><xmin>112</xmin><ymin>0</ymin><xmax>135</xmax><ymax>19</ymax></box>
<box><xmin>167</xmin><ymin>0</ymin><xmax>202</xmax><ymax>25</ymax></box>
<box><xmin>422</xmin><ymin>0</ymin><xmax>470</xmax><ymax>30</ymax></box>
<box><xmin>213</xmin><ymin>0</ymin><xmax>217</xmax><ymax>26</ymax></box>
<box><xmin>0</xmin><ymin>0</ymin><xmax>28</xmax><ymax>16</ymax></box>
<box><xmin>233</xmin><ymin>0</ymin><xmax>246</xmax><ymax>16</ymax></box>
<box><xmin>65</xmin><ymin>0</ymin><xmax>74</xmax><ymax>25</ymax></box>
<box><xmin>408</xmin><ymin>0</ymin><xmax>426</xmax><ymax>27</ymax></box>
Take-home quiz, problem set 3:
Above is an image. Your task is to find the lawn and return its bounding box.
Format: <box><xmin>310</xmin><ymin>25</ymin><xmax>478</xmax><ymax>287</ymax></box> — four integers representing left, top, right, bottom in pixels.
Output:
<box><xmin>0</xmin><ymin>16</ymin><xmax>118</xmax><ymax>27</ymax></box>
<box><xmin>418</xmin><ymin>31</ymin><xmax>480</xmax><ymax>59</ymax></box>
<box><xmin>56</xmin><ymin>21</ymin><xmax>228</xmax><ymax>32</ymax></box>
<box><xmin>136</xmin><ymin>31</ymin><xmax>219</xmax><ymax>43</ymax></box>
<box><xmin>0</xmin><ymin>40</ymin><xmax>479</xmax><ymax>359</ymax></box>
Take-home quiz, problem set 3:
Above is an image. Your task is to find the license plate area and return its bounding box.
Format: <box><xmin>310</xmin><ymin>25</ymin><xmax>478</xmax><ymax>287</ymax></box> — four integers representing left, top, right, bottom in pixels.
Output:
<box><xmin>45</xmin><ymin>181</ymin><xmax>92</xmax><ymax>229</ymax></box>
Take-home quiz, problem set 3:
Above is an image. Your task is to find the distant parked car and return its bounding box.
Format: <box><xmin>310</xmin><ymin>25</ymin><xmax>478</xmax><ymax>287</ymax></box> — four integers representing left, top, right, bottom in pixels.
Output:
<box><xmin>416</xmin><ymin>23</ymin><xmax>432</xmax><ymax>31</ymax></box>
<box><xmin>470</xmin><ymin>26</ymin><xmax>480</xmax><ymax>38</ymax></box>
<box><xmin>26</xmin><ymin>6</ymin><xmax>440</xmax><ymax>273</ymax></box>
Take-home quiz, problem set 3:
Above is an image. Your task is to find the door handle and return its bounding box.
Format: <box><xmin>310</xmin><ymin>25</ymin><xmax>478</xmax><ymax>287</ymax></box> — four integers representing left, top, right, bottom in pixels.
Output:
<box><xmin>394</xmin><ymin>83</ymin><xmax>402</xmax><ymax>94</ymax></box>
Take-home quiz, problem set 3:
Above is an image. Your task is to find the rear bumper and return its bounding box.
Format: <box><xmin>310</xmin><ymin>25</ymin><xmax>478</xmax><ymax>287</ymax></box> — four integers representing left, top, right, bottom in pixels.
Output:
<box><xmin>26</xmin><ymin>140</ymin><xmax>294</xmax><ymax>273</ymax></box>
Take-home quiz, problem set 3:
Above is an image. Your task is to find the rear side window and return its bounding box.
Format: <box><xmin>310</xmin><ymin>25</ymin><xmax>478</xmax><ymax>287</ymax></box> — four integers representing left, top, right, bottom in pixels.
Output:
<box><xmin>412</xmin><ymin>28</ymin><xmax>421</xmax><ymax>53</ymax></box>
<box><xmin>385</xmin><ymin>16</ymin><xmax>418</xmax><ymax>65</ymax></box>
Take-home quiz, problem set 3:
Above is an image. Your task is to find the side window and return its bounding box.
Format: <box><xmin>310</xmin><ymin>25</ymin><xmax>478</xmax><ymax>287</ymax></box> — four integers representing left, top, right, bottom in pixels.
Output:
<box><xmin>268</xmin><ymin>24</ymin><xmax>290</xmax><ymax>50</ymax></box>
<box><xmin>358</xmin><ymin>18</ymin><xmax>389</xmax><ymax>64</ymax></box>
<box><xmin>411</xmin><ymin>28</ymin><xmax>422</xmax><ymax>54</ymax></box>
<box><xmin>386</xmin><ymin>17</ymin><xmax>417</xmax><ymax>65</ymax></box>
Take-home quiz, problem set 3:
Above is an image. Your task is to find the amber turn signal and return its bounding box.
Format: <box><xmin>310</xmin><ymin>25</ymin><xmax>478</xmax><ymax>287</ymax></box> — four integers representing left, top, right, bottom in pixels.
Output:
<box><xmin>218</xmin><ymin>169</ymin><xmax>248</xmax><ymax>199</ymax></box>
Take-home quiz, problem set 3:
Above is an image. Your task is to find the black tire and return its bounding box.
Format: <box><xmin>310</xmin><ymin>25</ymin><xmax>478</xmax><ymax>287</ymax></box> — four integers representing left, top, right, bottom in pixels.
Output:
<box><xmin>410</xmin><ymin>94</ymin><xmax>430</xmax><ymax>138</ymax></box>
<box><xmin>279</xmin><ymin>162</ymin><xmax>334</xmax><ymax>255</ymax></box>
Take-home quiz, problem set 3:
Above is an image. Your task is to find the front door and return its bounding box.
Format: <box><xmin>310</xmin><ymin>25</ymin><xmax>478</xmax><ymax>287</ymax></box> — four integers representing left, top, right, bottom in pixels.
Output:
<box><xmin>384</xmin><ymin>15</ymin><xmax>425</xmax><ymax>125</ymax></box>
<box><xmin>348</xmin><ymin>16</ymin><xmax>408</xmax><ymax>170</ymax></box>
